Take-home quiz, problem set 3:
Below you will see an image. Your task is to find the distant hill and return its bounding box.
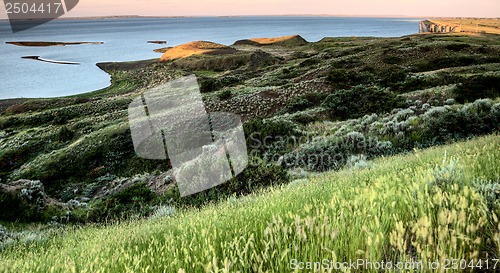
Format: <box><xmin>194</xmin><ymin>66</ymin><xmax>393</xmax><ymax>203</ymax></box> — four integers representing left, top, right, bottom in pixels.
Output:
<box><xmin>159</xmin><ymin>41</ymin><xmax>237</xmax><ymax>62</ymax></box>
<box><xmin>233</xmin><ymin>35</ymin><xmax>308</xmax><ymax>47</ymax></box>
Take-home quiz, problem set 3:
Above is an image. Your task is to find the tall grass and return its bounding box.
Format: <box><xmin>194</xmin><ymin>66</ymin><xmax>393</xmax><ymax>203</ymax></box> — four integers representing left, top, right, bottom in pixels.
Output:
<box><xmin>0</xmin><ymin>135</ymin><xmax>499</xmax><ymax>272</ymax></box>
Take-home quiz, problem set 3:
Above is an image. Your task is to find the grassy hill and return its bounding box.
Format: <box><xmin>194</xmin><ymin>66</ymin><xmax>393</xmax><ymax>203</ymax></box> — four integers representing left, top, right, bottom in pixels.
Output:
<box><xmin>0</xmin><ymin>134</ymin><xmax>499</xmax><ymax>272</ymax></box>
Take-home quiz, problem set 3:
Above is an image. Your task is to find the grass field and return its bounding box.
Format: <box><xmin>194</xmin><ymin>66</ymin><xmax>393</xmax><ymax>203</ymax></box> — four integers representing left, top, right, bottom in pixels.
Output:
<box><xmin>0</xmin><ymin>134</ymin><xmax>498</xmax><ymax>272</ymax></box>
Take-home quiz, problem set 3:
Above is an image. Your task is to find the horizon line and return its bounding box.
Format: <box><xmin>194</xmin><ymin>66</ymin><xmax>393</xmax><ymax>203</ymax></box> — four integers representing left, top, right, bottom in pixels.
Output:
<box><xmin>0</xmin><ymin>14</ymin><xmax>500</xmax><ymax>21</ymax></box>
<box><xmin>1</xmin><ymin>14</ymin><xmax>498</xmax><ymax>21</ymax></box>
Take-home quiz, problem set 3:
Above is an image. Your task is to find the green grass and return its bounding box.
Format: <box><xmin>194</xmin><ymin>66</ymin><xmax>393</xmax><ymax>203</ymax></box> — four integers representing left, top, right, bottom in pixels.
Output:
<box><xmin>1</xmin><ymin>134</ymin><xmax>499</xmax><ymax>272</ymax></box>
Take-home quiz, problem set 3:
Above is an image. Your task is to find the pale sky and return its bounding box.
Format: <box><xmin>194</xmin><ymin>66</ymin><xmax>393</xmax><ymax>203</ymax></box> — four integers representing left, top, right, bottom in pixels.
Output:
<box><xmin>1</xmin><ymin>0</ymin><xmax>499</xmax><ymax>19</ymax></box>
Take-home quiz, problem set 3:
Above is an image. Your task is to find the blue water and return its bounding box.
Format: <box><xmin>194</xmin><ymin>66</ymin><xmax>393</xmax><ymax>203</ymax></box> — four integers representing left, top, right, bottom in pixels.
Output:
<box><xmin>0</xmin><ymin>17</ymin><xmax>422</xmax><ymax>99</ymax></box>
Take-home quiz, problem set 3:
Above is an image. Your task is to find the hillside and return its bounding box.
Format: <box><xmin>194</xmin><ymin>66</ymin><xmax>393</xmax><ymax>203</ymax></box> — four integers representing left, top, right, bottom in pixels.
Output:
<box><xmin>0</xmin><ymin>134</ymin><xmax>499</xmax><ymax>272</ymax></box>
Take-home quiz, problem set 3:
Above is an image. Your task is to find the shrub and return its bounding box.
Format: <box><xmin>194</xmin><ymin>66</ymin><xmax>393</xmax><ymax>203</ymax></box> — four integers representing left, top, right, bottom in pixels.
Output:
<box><xmin>0</xmin><ymin>182</ymin><xmax>61</xmax><ymax>223</ymax></box>
<box><xmin>173</xmin><ymin>53</ymin><xmax>250</xmax><ymax>71</ymax></box>
<box><xmin>54</xmin><ymin>126</ymin><xmax>75</xmax><ymax>142</ymax></box>
<box><xmin>330</xmin><ymin>58</ymin><xmax>361</xmax><ymax>69</ymax></box>
<box><xmin>291</xmin><ymin>113</ymin><xmax>322</xmax><ymax>125</ymax></box>
<box><xmin>283</xmin><ymin>93</ymin><xmax>328</xmax><ymax>113</ymax></box>
<box><xmin>18</xmin><ymin>180</ymin><xmax>45</xmax><ymax>204</ymax></box>
<box><xmin>361</xmin><ymin>113</ymin><xmax>379</xmax><ymax>128</ymax></box>
<box><xmin>322</xmin><ymin>85</ymin><xmax>404</xmax><ymax>120</ymax></box>
<box><xmin>217</xmin><ymin>89</ymin><xmax>232</xmax><ymax>100</ymax></box>
<box><xmin>302</xmin><ymin>93</ymin><xmax>328</xmax><ymax>104</ymax></box>
<box><xmin>0</xmin><ymin>141</ymin><xmax>42</xmax><ymax>181</ymax></box>
<box><xmin>285</xmin><ymin>98</ymin><xmax>311</xmax><ymax>113</ymax></box>
<box><xmin>52</xmin><ymin>113</ymin><xmax>70</xmax><ymax>125</ymax></box>
<box><xmin>299</xmin><ymin>58</ymin><xmax>320</xmax><ymax>67</ymax></box>
<box><xmin>492</xmin><ymin>102</ymin><xmax>500</xmax><ymax>124</ymax></box>
<box><xmin>160</xmin><ymin>162</ymin><xmax>289</xmax><ymax>208</ymax></box>
<box><xmin>453</xmin><ymin>75</ymin><xmax>500</xmax><ymax>103</ymax></box>
<box><xmin>200</xmin><ymin>75</ymin><xmax>245</xmax><ymax>94</ymax></box>
<box><xmin>86</xmin><ymin>183</ymin><xmax>155</xmax><ymax>222</ymax></box>
<box><xmin>217</xmin><ymin>74</ymin><xmax>245</xmax><ymax>87</ymax></box>
<box><xmin>422</xmin><ymin>100</ymin><xmax>497</xmax><ymax>144</ymax></box>
<box><xmin>378</xmin><ymin>67</ymin><xmax>407</xmax><ymax>91</ymax></box>
<box><xmin>199</xmin><ymin>78</ymin><xmax>219</xmax><ymax>93</ymax></box>
<box><xmin>414</xmin><ymin>56</ymin><xmax>474</xmax><ymax>72</ymax></box>
<box><xmin>423</xmin><ymin>106</ymin><xmax>451</xmax><ymax>121</ymax></box>
<box><xmin>346</xmin><ymin>154</ymin><xmax>371</xmax><ymax>169</ymax></box>
<box><xmin>224</xmin><ymin>163</ymin><xmax>289</xmax><ymax>195</ymax></box>
<box><xmin>444</xmin><ymin>43</ymin><xmax>471</xmax><ymax>51</ymax></box>
<box><xmin>244</xmin><ymin>118</ymin><xmax>302</xmax><ymax>154</ymax></box>
<box><xmin>393</xmin><ymin>108</ymin><xmax>415</xmax><ymax>122</ymax></box>
<box><xmin>444</xmin><ymin>98</ymin><xmax>456</xmax><ymax>105</ymax></box>
<box><xmin>0</xmin><ymin>192</ymin><xmax>32</xmax><ymax>221</ymax></box>
<box><xmin>463</xmin><ymin>98</ymin><xmax>493</xmax><ymax>115</ymax></box>
<box><xmin>422</xmin><ymin>103</ymin><xmax>431</xmax><ymax>110</ymax></box>
<box><xmin>429</xmin><ymin>155</ymin><xmax>463</xmax><ymax>189</ymax></box>
<box><xmin>281</xmin><ymin>132</ymin><xmax>393</xmax><ymax>172</ymax></box>
<box><xmin>474</xmin><ymin>178</ymin><xmax>500</xmax><ymax>209</ymax></box>
<box><xmin>279</xmin><ymin>98</ymin><xmax>499</xmax><ymax>174</ymax></box>
<box><xmin>400</xmin><ymin>74</ymin><xmax>460</xmax><ymax>93</ymax></box>
<box><xmin>150</xmin><ymin>205</ymin><xmax>177</xmax><ymax>219</ymax></box>
<box><xmin>382</xmin><ymin>55</ymin><xmax>403</xmax><ymax>65</ymax></box>
<box><xmin>414</xmin><ymin>56</ymin><xmax>500</xmax><ymax>72</ymax></box>
<box><xmin>327</xmin><ymin>69</ymin><xmax>374</xmax><ymax>90</ymax></box>
<box><xmin>0</xmin><ymin>225</ymin><xmax>8</xmax><ymax>240</ymax></box>
<box><xmin>112</xmin><ymin>182</ymin><xmax>154</xmax><ymax>203</ymax></box>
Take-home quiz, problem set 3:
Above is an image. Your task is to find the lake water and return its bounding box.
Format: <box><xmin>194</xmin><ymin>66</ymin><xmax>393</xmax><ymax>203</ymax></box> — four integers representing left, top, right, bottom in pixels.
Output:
<box><xmin>0</xmin><ymin>17</ymin><xmax>422</xmax><ymax>99</ymax></box>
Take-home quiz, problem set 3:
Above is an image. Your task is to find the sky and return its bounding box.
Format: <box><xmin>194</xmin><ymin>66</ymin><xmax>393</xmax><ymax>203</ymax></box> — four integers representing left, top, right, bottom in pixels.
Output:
<box><xmin>1</xmin><ymin>0</ymin><xmax>499</xmax><ymax>19</ymax></box>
